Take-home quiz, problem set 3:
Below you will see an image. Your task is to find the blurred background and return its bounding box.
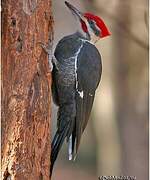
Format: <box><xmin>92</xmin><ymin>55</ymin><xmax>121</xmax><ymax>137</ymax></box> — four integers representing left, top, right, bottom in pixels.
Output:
<box><xmin>51</xmin><ymin>0</ymin><xmax>148</xmax><ymax>179</ymax></box>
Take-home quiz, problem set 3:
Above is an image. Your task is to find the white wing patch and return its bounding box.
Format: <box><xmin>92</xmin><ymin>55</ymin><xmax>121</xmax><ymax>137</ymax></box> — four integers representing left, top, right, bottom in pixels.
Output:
<box><xmin>78</xmin><ymin>90</ymin><xmax>84</xmax><ymax>98</ymax></box>
<box><xmin>68</xmin><ymin>135</ymin><xmax>72</xmax><ymax>160</ymax></box>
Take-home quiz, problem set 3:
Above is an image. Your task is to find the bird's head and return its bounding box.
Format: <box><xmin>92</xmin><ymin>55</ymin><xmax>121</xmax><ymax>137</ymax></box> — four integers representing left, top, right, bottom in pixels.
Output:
<box><xmin>65</xmin><ymin>1</ymin><xmax>111</xmax><ymax>43</ymax></box>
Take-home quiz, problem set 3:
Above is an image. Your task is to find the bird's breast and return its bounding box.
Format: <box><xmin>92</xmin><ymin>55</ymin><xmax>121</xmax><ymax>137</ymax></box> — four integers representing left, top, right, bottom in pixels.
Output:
<box><xmin>56</xmin><ymin>57</ymin><xmax>76</xmax><ymax>86</ymax></box>
<box><xmin>54</xmin><ymin>34</ymin><xmax>100</xmax><ymax>87</ymax></box>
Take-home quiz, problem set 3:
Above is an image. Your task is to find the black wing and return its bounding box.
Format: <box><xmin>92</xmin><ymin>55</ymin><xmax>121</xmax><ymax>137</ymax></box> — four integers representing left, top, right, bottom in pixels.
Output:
<box><xmin>75</xmin><ymin>42</ymin><xmax>102</xmax><ymax>153</ymax></box>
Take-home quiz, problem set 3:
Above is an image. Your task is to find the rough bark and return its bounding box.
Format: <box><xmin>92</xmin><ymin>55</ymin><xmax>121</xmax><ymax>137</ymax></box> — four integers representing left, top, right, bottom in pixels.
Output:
<box><xmin>2</xmin><ymin>0</ymin><xmax>53</xmax><ymax>179</ymax></box>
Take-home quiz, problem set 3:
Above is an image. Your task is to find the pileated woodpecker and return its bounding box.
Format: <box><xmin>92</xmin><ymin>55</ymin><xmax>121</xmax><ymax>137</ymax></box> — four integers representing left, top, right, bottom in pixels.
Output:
<box><xmin>49</xmin><ymin>1</ymin><xmax>110</xmax><ymax>176</ymax></box>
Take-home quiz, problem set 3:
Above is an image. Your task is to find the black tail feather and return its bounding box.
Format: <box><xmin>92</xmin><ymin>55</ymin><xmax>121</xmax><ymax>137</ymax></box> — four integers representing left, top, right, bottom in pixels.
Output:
<box><xmin>50</xmin><ymin>125</ymin><xmax>69</xmax><ymax>177</ymax></box>
<box><xmin>71</xmin><ymin>124</ymin><xmax>76</xmax><ymax>159</ymax></box>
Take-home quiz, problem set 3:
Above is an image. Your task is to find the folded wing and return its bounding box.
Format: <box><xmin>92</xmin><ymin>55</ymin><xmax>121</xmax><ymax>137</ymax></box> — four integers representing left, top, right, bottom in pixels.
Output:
<box><xmin>72</xmin><ymin>42</ymin><xmax>102</xmax><ymax>157</ymax></box>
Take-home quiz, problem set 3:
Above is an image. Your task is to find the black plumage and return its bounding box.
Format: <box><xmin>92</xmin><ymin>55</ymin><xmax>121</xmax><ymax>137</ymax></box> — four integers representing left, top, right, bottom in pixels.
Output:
<box><xmin>50</xmin><ymin>32</ymin><xmax>102</xmax><ymax>175</ymax></box>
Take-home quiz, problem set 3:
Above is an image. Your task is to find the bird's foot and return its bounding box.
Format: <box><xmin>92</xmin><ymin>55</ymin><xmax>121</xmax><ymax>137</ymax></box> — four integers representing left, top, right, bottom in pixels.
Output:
<box><xmin>39</xmin><ymin>42</ymin><xmax>51</xmax><ymax>55</ymax></box>
<box><xmin>38</xmin><ymin>41</ymin><xmax>54</xmax><ymax>71</ymax></box>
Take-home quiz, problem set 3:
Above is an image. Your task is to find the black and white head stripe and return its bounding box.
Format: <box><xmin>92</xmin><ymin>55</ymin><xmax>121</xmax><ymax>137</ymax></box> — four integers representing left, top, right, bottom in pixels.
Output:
<box><xmin>88</xmin><ymin>19</ymin><xmax>101</xmax><ymax>36</ymax></box>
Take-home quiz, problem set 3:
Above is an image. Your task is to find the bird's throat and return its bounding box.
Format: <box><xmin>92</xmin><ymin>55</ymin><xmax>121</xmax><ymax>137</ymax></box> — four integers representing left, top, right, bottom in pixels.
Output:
<box><xmin>77</xmin><ymin>31</ymin><xmax>99</xmax><ymax>44</ymax></box>
<box><xmin>89</xmin><ymin>33</ymin><xmax>99</xmax><ymax>44</ymax></box>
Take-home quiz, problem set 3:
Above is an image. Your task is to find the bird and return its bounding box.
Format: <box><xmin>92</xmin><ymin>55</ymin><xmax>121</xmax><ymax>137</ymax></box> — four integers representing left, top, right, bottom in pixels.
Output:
<box><xmin>50</xmin><ymin>1</ymin><xmax>110</xmax><ymax>176</ymax></box>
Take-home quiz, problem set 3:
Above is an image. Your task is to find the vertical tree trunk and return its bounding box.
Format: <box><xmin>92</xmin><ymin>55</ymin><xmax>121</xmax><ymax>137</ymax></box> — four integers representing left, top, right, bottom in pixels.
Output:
<box><xmin>2</xmin><ymin>0</ymin><xmax>53</xmax><ymax>179</ymax></box>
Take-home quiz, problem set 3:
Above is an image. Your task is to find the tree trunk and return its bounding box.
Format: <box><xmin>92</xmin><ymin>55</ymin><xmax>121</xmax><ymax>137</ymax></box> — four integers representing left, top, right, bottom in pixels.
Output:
<box><xmin>2</xmin><ymin>0</ymin><xmax>53</xmax><ymax>179</ymax></box>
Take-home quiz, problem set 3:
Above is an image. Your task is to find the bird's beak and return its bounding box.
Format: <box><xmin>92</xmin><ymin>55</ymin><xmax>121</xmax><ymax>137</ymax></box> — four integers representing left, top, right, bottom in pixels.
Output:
<box><xmin>65</xmin><ymin>1</ymin><xmax>84</xmax><ymax>20</ymax></box>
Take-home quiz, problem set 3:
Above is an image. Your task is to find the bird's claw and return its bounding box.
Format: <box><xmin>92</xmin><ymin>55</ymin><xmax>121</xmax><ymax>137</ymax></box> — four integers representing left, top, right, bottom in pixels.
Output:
<box><xmin>38</xmin><ymin>41</ymin><xmax>54</xmax><ymax>71</ymax></box>
<box><xmin>38</xmin><ymin>42</ymin><xmax>51</xmax><ymax>55</ymax></box>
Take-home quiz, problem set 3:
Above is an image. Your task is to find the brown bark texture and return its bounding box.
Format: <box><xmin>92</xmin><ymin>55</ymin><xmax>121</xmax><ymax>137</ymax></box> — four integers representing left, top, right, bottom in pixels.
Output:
<box><xmin>1</xmin><ymin>0</ymin><xmax>53</xmax><ymax>179</ymax></box>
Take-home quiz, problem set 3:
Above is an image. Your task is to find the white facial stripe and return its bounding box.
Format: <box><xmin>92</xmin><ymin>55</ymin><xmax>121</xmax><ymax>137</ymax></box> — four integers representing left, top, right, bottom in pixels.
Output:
<box><xmin>89</xmin><ymin>20</ymin><xmax>101</xmax><ymax>35</ymax></box>
<box><xmin>82</xmin><ymin>19</ymin><xmax>100</xmax><ymax>44</ymax></box>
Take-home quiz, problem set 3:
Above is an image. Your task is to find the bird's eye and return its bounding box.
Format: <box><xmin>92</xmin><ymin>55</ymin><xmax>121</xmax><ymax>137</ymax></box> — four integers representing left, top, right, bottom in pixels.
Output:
<box><xmin>88</xmin><ymin>19</ymin><xmax>94</xmax><ymax>25</ymax></box>
<box><xmin>88</xmin><ymin>19</ymin><xmax>100</xmax><ymax>36</ymax></box>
